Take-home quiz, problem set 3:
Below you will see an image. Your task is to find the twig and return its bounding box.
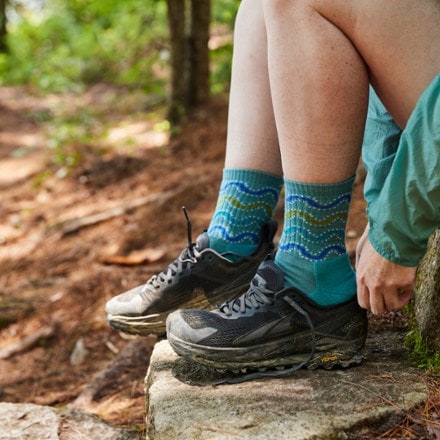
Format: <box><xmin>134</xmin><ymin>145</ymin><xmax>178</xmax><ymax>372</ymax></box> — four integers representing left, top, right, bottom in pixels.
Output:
<box><xmin>0</xmin><ymin>325</ymin><xmax>55</xmax><ymax>359</ymax></box>
<box><xmin>49</xmin><ymin>185</ymin><xmax>192</xmax><ymax>237</ymax></box>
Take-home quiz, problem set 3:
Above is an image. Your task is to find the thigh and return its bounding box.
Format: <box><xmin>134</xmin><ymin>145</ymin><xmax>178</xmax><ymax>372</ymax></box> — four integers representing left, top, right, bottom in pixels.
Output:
<box><xmin>312</xmin><ymin>0</ymin><xmax>440</xmax><ymax>127</ymax></box>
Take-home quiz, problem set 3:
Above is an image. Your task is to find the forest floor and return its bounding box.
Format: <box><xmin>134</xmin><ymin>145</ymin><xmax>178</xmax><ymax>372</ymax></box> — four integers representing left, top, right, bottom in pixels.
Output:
<box><xmin>0</xmin><ymin>85</ymin><xmax>438</xmax><ymax>439</ymax></box>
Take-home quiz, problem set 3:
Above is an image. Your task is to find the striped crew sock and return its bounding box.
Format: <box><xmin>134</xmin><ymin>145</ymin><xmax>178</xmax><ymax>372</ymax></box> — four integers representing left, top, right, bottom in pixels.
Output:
<box><xmin>274</xmin><ymin>177</ymin><xmax>356</xmax><ymax>306</ymax></box>
<box><xmin>208</xmin><ymin>168</ymin><xmax>283</xmax><ymax>259</ymax></box>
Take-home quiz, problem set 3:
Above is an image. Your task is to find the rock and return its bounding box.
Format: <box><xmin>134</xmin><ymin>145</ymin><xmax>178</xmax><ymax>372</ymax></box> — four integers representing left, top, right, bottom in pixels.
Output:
<box><xmin>0</xmin><ymin>403</ymin><xmax>141</xmax><ymax>440</ymax></box>
<box><xmin>145</xmin><ymin>333</ymin><xmax>427</xmax><ymax>440</ymax></box>
<box><xmin>72</xmin><ymin>338</ymin><xmax>155</xmax><ymax>409</ymax></box>
<box><xmin>69</xmin><ymin>338</ymin><xmax>89</xmax><ymax>366</ymax></box>
<box><xmin>0</xmin><ymin>404</ymin><xmax>58</xmax><ymax>440</ymax></box>
<box><xmin>415</xmin><ymin>229</ymin><xmax>440</xmax><ymax>352</ymax></box>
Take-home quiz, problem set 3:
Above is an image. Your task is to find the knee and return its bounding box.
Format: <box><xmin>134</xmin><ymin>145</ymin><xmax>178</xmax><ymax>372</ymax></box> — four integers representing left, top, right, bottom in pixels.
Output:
<box><xmin>263</xmin><ymin>0</ymin><xmax>308</xmax><ymax>23</ymax></box>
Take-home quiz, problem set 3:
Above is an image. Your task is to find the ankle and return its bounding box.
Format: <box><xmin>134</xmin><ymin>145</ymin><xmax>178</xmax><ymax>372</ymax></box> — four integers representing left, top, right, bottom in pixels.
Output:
<box><xmin>209</xmin><ymin>236</ymin><xmax>258</xmax><ymax>260</ymax></box>
<box><xmin>275</xmin><ymin>252</ymin><xmax>356</xmax><ymax>306</ymax></box>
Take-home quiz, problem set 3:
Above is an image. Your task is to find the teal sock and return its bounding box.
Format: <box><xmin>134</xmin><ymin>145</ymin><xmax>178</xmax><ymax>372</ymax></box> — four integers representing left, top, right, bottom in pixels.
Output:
<box><xmin>274</xmin><ymin>177</ymin><xmax>356</xmax><ymax>306</ymax></box>
<box><xmin>208</xmin><ymin>168</ymin><xmax>283</xmax><ymax>258</ymax></box>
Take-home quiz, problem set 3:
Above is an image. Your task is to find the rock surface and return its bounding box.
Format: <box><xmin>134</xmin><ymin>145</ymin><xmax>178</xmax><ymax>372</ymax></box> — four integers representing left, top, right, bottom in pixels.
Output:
<box><xmin>0</xmin><ymin>403</ymin><xmax>142</xmax><ymax>440</ymax></box>
<box><xmin>145</xmin><ymin>332</ymin><xmax>427</xmax><ymax>440</ymax></box>
<box><xmin>415</xmin><ymin>229</ymin><xmax>440</xmax><ymax>352</ymax></box>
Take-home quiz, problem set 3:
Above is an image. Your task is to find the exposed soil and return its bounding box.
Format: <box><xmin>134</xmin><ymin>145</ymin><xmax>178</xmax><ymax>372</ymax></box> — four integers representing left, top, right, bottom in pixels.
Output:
<box><xmin>0</xmin><ymin>85</ymin><xmax>438</xmax><ymax>438</ymax></box>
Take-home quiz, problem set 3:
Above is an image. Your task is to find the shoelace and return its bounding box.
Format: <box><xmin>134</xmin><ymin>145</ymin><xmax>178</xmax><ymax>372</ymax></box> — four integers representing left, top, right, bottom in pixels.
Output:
<box><xmin>213</xmin><ymin>295</ymin><xmax>317</xmax><ymax>385</ymax></box>
<box><xmin>147</xmin><ymin>247</ymin><xmax>202</xmax><ymax>289</ymax></box>
<box><xmin>219</xmin><ymin>281</ymin><xmax>274</xmax><ymax>316</ymax></box>
<box><xmin>144</xmin><ymin>207</ymin><xmax>200</xmax><ymax>290</ymax></box>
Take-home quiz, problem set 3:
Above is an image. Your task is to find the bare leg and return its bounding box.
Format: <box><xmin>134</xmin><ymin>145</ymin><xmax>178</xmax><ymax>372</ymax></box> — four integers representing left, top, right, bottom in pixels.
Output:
<box><xmin>312</xmin><ymin>0</ymin><xmax>440</xmax><ymax>128</ymax></box>
<box><xmin>259</xmin><ymin>0</ymin><xmax>368</xmax><ymax>306</ymax></box>
<box><xmin>206</xmin><ymin>0</ymin><xmax>284</xmax><ymax>258</ymax></box>
<box><xmin>262</xmin><ymin>0</ymin><xmax>440</xmax><ymax>314</ymax></box>
<box><xmin>225</xmin><ymin>0</ymin><xmax>281</xmax><ymax>175</ymax></box>
<box><xmin>263</xmin><ymin>0</ymin><xmax>368</xmax><ymax>183</ymax></box>
<box><xmin>309</xmin><ymin>0</ymin><xmax>440</xmax><ymax>314</ymax></box>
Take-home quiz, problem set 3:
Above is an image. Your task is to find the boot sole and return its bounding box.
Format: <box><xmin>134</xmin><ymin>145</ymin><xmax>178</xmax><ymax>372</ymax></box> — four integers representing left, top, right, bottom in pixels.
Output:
<box><xmin>167</xmin><ymin>330</ymin><xmax>365</xmax><ymax>371</ymax></box>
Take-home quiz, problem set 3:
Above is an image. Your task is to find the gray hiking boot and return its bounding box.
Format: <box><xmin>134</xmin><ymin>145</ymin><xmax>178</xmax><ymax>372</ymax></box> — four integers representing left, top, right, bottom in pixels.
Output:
<box><xmin>167</xmin><ymin>259</ymin><xmax>368</xmax><ymax>384</ymax></box>
<box><xmin>106</xmin><ymin>219</ymin><xmax>278</xmax><ymax>336</ymax></box>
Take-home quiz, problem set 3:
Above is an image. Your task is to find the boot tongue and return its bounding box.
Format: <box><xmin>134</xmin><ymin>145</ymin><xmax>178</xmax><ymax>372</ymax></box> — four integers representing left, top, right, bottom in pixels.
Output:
<box><xmin>252</xmin><ymin>260</ymin><xmax>284</xmax><ymax>293</ymax></box>
<box><xmin>195</xmin><ymin>232</ymin><xmax>210</xmax><ymax>251</ymax></box>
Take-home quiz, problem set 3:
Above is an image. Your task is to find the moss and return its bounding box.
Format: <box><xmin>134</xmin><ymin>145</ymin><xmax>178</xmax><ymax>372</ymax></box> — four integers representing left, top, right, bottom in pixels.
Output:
<box><xmin>406</xmin><ymin>229</ymin><xmax>440</xmax><ymax>369</ymax></box>
<box><xmin>405</xmin><ymin>327</ymin><xmax>440</xmax><ymax>373</ymax></box>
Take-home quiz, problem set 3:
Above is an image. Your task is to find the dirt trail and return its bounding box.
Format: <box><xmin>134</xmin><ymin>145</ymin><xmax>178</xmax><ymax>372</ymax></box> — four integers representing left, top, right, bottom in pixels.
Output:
<box><xmin>0</xmin><ymin>85</ymin><xmax>230</xmax><ymax>428</ymax></box>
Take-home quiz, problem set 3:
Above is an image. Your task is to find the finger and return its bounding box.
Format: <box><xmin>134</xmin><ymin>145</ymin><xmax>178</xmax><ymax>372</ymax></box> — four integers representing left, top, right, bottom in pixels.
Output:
<box><xmin>369</xmin><ymin>289</ymin><xmax>387</xmax><ymax>315</ymax></box>
<box><xmin>356</xmin><ymin>280</ymin><xmax>370</xmax><ymax>310</ymax></box>
<box><xmin>384</xmin><ymin>293</ymin><xmax>404</xmax><ymax>312</ymax></box>
<box><xmin>384</xmin><ymin>287</ymin><xmax>414</xmax><ymax>312</ymax></box>
<box><xmin>383</xmin><ymin>288</ymin><xmax>413</xmax><ymax>312</ymax></box>
<box><xmin>396</xmin><ymin>289</ymin><xmax>413</xmax><ymax>309</ymax></box>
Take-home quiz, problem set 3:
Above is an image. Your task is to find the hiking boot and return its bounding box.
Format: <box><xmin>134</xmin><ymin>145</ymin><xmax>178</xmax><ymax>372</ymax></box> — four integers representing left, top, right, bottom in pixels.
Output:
<box><xmin>106</xmin><ymin>219</ymin><xmax>278</xmax><ymax>336</ymax></box>
<box><xmin>166</xmin><ymin>259</ymin><xmax>368</xmax><ymax>383</ymax></box>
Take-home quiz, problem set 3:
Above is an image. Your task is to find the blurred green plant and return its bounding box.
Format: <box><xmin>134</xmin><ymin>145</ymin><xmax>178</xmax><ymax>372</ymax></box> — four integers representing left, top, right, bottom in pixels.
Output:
<box><xmin>45</xmin><ymin>109</ymin><xmax>97</xmax><ymax>175</ymax></box>
<box><xmin>0</xmin><ymin>0</ymin><xmax>239</xmax><ymax>94</ymax></box>
<box><xmin>210</xmin><ymin>0</ymin><xmax>239</xmax><ymax>94</ymax></box>
<box><xmin>0</xmin><ymin>0</ymin><xmax>169</xmax><ymax>92</ymax></box>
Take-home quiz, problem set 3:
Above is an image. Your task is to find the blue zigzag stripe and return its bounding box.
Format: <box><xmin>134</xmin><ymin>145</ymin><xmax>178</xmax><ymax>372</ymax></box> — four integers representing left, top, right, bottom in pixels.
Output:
<box><xmin>283</xmin><ymin>226</ymin><xmax>345</xmax><ymax>242</ymax></box>
<box><xmin>285</xmin><ymin>193</ymin><xmax>351</xmax><ymax>209</ymax></box>
<box><xmin>278</xmin><ymin>243</ymin><xmax>346</xmax><ymax>260</ymax></box>
<box><xmin>221</xmin><ymin>181</ymin><xmax>279</xmax><ymax>202</ymax></box>
<box><xmin>211</xmin><ymin>211</ymin><xmax>261</xmax><ymax>227</ymax></box>
<box><xmin>208</xmin><ymin>226</ymin><xmax>259</xmax><ymax>244</ymax></box>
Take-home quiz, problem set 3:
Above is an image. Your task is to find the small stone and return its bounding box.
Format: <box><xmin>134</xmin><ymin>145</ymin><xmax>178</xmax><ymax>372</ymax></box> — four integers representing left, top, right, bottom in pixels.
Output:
<box><xmin>70</xmin><ymin>338</ymin><xmax>89</xmax><ymax>366</ymax></box>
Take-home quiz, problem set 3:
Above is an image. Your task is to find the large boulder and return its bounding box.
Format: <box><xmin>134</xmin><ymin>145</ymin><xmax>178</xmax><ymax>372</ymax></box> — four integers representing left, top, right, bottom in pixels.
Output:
<box><xmin>415</xmin><ymin>229</ymin><xmax>440</xmax><ymax>352</ymax></box>
<box><xmin>145</xmin><ymin>335</ymin><xmax>427</xmax><ymax>440</ymax></box>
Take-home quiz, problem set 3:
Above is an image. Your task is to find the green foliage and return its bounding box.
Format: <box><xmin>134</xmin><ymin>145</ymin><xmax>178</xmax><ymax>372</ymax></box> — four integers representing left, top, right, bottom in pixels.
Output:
<box><xmin>0</xmin><ymin>0</ymin><xmax>240</xmax><ymax>94</ymax></box>
<box><xmin>0</xmin><ymin>0</ymin><xmax>168</xmax><ymax>92</ymax></box>
<box><xmin>210</xmin><ymin>0</ymin><xmax>239</xmax><ymax>94</ymax></box>
<box><xmin>213</xmin><ymin>0</ymin><xmax>240</xmax><ymax>27</ymax></box>
<box><xmin>210</xmin><ymin>41</ymin><xmax>233</xmax><ymax>94</ymax></box>
<box><xmin>46</xmin><ymin>109</ymin><xmax>95</xmax><ymax>168</ymax></box>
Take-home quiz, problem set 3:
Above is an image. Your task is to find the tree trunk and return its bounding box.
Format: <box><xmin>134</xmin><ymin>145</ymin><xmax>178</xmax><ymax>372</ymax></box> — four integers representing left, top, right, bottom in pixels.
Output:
<box><xmin>414</xmin><ymin>229</ymin><xmax>440</xmax><ymax>352</ymax></box>
<box><xmin>166</xmin><ymin>0</ymin><xmax>211</xmax><ymax>124</ymax></box>
<box><xmin>166</xmin><ymin>0</ymin><xmax>187</xmax><ymax>124</ymax></box>
<box><xmin>0</xmin><ymin>0</ymin><xmax>7</xmax><ymax>53</ymax></box>
<box><xmin>188</xmin><ymin>0</ymin><xmax>211</xmax><ymax>107</ymax></box>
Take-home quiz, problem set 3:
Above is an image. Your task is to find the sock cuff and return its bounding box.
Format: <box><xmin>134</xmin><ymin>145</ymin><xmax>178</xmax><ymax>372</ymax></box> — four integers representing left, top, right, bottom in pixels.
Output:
<box><xmin>283</xmin><ymin>176</ymin><xmax>355</xmax><ymax>198</ymax></box>
<box><xmin>223</xmin><ymin>168</ymin><xmax>283</xmax><ymax>190</ymax></box>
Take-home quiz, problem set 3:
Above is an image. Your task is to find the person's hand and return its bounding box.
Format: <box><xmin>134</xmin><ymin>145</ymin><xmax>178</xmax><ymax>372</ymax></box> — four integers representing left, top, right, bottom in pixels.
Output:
<box><xmin>356</xmin><ymin>235</ymin><xmax>417</xmax><ymax>315</ymax></box>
